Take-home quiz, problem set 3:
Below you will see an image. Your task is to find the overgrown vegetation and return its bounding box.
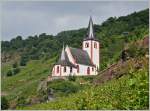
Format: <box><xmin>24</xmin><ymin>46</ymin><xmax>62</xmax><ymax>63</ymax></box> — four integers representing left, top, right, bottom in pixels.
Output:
<box><xmin>1</xmin><ymin>96</ymin><xmax>9</xmax><ymax>110</ymax></box>
<box><xmin>19</xmin><ymin>58</ymin><xmax>149</xmax><ymax>110</ymax></box>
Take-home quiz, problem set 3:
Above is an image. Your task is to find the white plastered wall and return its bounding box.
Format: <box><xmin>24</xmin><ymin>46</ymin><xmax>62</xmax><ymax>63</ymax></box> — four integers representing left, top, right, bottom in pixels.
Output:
<box><xmin>82</xmin><ymin>40</ymin><xmax>100</xmax><ymax>70</ymax></box>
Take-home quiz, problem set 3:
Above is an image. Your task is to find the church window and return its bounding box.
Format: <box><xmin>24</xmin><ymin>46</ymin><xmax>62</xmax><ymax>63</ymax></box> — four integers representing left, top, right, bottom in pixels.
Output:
<box><xmin>94</xmin><ymin>42</ymin><xmax>97</xmax><ymax>48</ymax></box>
<box><xmin>87</xmin><ymin>67</ymin><xmax>90</xmax><ymax>74</ymax></box>
<box><xmin>64</xmin><ymin>66</ymin><xmax>66</xmax><ymax>72</ymax></box>
<box><xmin>77</xmin><ymin>65</ymin><xmax>79</xmax><ymax>73</ymax></box>
<box><xmin>92</xmin><ymin>67</ymin><xmax>94</xmax><ymax>71</ymax></box>
<box><xmin>70</xmin><ymin>67</ymin><xmax>72</xmax><ymax>73</ymax></box>
<box><xmin>85</xmin><ymin>43</ymin><xmax>89</xmax><ymax>48</ymax></box>
<box><xmin>57</xmin><ymin>66</ymin><xmax>59</xmax><ymax>73</ymax></box>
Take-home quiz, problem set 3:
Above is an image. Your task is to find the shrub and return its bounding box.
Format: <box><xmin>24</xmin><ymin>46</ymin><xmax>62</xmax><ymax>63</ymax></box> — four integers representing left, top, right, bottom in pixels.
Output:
<box><xmin>12</xmin><ymin>62</ymin><xmax>18</xmax><ymax>68</ymax></box>
<box><xmin>13</xmin><ymin>68</ymin><xmax>20</xmax><ymax>75</ymax></box>
<box><xmin>1</xmin><ymin>96</ymin><xmax>9</xmax><ymax>110</ymax></box>
<box><xmin>6</xmin><ymin>70</ymin><xmax>13</xmax><ymax>77</ymax></box>
<box><xmin>20</xmin><ymin>59</ymin><xmax>27</xmax><ymax>66</ymax></box>
<box><xmin>48</xmin><ymin>80</ymin><xmax>79</xmax><ymax>96</ymax></box>
<box><xmin>68</xmin><ymin>75</ymin><xmax>76</xmax><ymax>81</ymax></box>
<box><xmin>20</xmin><ymin>55</ymin><xmax>28</xmax><ymax>66</ymax></box>
<box><xmin>17</xmin><ymin>96</ymin><xmax>27</xmax><ymax>107</ymax></box>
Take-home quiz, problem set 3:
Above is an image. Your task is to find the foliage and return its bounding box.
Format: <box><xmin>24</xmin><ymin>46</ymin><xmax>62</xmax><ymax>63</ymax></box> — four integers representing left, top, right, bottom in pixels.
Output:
<box><xmin>1</xmin><ymin>96</ymin><xmax>9</xmax><ymax>110</ymax></box>
<box><xmin>20</xmin><ymin>66</ymin><xmax>149</xmax><ymax>110</ymax></box>
<box><xmin>12</xmin><ymin>62</ymin><xmax>18</xmax><ymax>68</ymax></box>
<box><xmin>68</xmin><ymin>75</ymin><xmax>76</xmax><ymax>81</ymax></box>
<box><xmin>1</xmin><ymin>9</ymin><xmax>148</xmax><ymax>70</ymax></box>
<box><xmin>20</xmin><ymin>55</ymin><xmax>28</xmax><ymax>66</ymax></box>
<box><xmin>1</xmin><ymin>57</ymin><xmax>56</xmax><ymax>109</ymax></box>
<box><xmin>48</xmin><ymin>80</ymin><xmax>80</xmax><ymax>96</ymax></box>
<box><xmin>13</xmin><ymin>68</ymin><xmax>20</xmax><ymax>75</ymax></box>
<box><xmin>127</xmin><ymin>43</ymin><xmax>148</xmax><ymax>58</ymax></box>
<box><xmin>6</xmin><ymin>70</ymin><xmax>13</xmax><ymax>77</ymax></box>
<box><xmin>17</xmin><ymin>96</ymin><xmax>27</xmax><ymax>107</ymax></box>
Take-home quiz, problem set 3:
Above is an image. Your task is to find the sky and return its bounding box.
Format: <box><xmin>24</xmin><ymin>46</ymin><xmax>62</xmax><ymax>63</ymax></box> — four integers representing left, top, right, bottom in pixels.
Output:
<box><xmin>1</xmin><ymin>1</ymin><xmax>149</xmax><ymax>41</ymax></box>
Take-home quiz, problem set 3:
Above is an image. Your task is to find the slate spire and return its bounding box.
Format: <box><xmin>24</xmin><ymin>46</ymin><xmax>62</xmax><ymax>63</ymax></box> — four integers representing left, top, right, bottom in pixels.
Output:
<box><xmin>87</xmin><ymin>16</ymin><xmax>95</xmax><ymax>39</ymax></box>
<box><xmin>60</xmin><ymin>44</ymin><xmax>65</xmax><ymax>60</ymax></box>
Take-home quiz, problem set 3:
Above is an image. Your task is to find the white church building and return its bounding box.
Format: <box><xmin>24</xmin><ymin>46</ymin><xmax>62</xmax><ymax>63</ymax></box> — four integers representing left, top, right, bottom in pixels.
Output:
<box><xmin>52</xmin><ymin>17</ymin><xmax>100</xmax><ymax>76</ymax></box>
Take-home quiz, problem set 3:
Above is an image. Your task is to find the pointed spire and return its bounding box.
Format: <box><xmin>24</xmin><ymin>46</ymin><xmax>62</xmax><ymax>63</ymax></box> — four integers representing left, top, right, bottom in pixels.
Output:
<box><xmin>87</xmin><ymin>16</ymin><xmax>94</xmax><ymax>39</ymax></box>
<box><xmin>60</xmin><ymin>43</ymin><xmax>65</xmax><ymax>60</ymax></box>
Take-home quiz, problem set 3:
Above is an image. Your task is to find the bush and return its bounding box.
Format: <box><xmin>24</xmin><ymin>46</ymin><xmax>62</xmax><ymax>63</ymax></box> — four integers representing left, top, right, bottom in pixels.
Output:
<box><xmin>13</xmin><ymin>68</ymin><xmax>20</xmax><ymax>75</ymax></box>
<box><xmin>1</xmin><ymin>96</ymin><xmax>9</xmax><ymax>110</ymax></box>
<box><xmin>48</xmin><ymin>80</ymin><xmax>79</xmax><ymax>96</ymax></box>
<box><xmin>17</xmin><ymin>96</ymin><xmax>27</xmax><ymax>107</ymax></box>
<box><xmin>6</xmin><ymin>70</ymin><xmax>13</xmax><ymax>77</ymax></box>
<box><xmin>12</xmin><ymin>62</ymin><xmax>18</xmax><ymax>68</ymax></box>
<box><xmin>68</xmin><ymin>75</ymin><xmax>76</xmax><ymax>81</ymax></box>
<box><xmin>20</xmin><ymin>55</ymin><xmax>28</xmax><ymax>66</ymax></box>
<box><xmin>20</xmin><ymin>59</ymin><xmax>27</xmax><ymax>66</ymax></box>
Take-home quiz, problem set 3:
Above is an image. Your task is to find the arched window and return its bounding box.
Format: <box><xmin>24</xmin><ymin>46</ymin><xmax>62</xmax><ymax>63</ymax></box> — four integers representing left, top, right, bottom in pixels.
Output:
<box><xmin>77</xmin><ymin>65</ymin><xmax>79</xmax><ymax>73</ymax></box>
<box><xmin>70</xmin><ymin>67</ymin><xmax>72</xmax><ymax>73</ymax></box>
<box><xmin>87</xmin><ymin>67</ymin><xmax>90</xmax><ymax>75</ymax></box>
<box><xmin>57</xmin><ymin>66</ymin><xmax>59</xmax><ymax>73</ymax></box>
<box><xmin>92</xmin><ymin>67</ymin><xmax>94</xmax><ymax>71</ymax></box>
<box><xmin>94</xmin><ymin>42</ymin><xmax>97</xmax><ymax>48</ymax></box>
<box><xmin>85</xmin><ymin>43</ymin><xmax>89</xmax><ymax>48</ymax></box>
<box><xmin>64</xmin><ymin>66</ymin><xmax>66</xmax><ymax>72</ymax></box>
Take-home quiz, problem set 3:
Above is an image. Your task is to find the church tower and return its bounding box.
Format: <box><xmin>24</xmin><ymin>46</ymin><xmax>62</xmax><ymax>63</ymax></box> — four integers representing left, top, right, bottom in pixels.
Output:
<box><xmin>82</xmin><ymin>17</ymin><xmax>100</xmax><ymax>70</ymax></box>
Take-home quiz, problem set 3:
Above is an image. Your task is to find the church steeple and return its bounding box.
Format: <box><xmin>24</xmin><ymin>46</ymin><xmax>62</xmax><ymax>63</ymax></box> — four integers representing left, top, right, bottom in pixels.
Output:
<box><xmin>87</xmin><ymin>16</ymin><xmax>95</xmax><ymax>39</ymax></box>
<box><xmin>60</xmin><ymin>44</ymin><xmax>65</xmax><ymax>60</ymax></box>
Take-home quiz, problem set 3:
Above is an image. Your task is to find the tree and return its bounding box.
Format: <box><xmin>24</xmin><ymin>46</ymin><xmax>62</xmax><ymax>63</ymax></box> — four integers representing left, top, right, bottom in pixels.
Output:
<box><xmin>1</xmin><ymin>96</ymin><xmax>9</xmax><ymax>110</ymax></box>
<box><xmin>12</xmin><ymin>62</ymin><xmax>18</xmax><ymax>68</ymax></box>
<box><xmin>20</xmin><ymin>55</ymin><xmax>28</xmax><ymax>66</ymax></box>
<box><xmin>6</xmin><ymin>70</ymin><xmax>13</xmax><ymax>77</ymax></box>
<box><xmin>13</xmin><ymin>68</ymin><xmax>20</xmax><ymax>75</ymax></box>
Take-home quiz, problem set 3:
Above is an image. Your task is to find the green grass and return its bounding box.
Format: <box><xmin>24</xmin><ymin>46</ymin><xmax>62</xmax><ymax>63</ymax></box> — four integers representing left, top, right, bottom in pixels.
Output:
<box><xmin>18</xmin><ymin>61</ymin><xmax>149</xmax><ymax>110</ymax></box>
<box><xmin>1</xmin><ymin>56</ymin><xmax>57</xmax><ymax>102</ymax></box>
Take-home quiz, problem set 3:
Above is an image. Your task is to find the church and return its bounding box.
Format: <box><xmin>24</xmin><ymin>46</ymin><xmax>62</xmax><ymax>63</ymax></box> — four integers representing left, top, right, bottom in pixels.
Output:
<box><xmin>52</xmin><ymin>17</ymin><xmax>100</xmax><ymax>76</ymax></box>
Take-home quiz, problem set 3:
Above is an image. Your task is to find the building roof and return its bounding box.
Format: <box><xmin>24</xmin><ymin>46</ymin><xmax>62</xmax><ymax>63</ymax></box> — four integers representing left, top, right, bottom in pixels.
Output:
<box><xmin>84</xmin><ymin>16</ymin><xmax>99</xmax><ymax>41</ymax></box>
<box><xmin>69</xmin><ymin>47</ymin><xmax>95</xmax><ymax>67</ymax></box>
<box><xmin>56</xmin><ymin>46</ymin><xmax>76</xmax><ymax>68</ymax></box>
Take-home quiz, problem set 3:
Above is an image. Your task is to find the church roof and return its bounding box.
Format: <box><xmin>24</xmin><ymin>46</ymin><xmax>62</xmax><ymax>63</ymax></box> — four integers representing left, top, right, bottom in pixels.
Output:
<box><xmin>69</xmin><ymin>47</ymin><xmax>95</xmax><ymax>67</ymax></box>
<box><xmin>84</xmin><ymin>16</ymin><xmax>99</xmax><ymax>41</ymax></box>
<box><xmin>56</xmin><ymin>46</ymin><xmax>76</xmax><ymax>68</ymax></box>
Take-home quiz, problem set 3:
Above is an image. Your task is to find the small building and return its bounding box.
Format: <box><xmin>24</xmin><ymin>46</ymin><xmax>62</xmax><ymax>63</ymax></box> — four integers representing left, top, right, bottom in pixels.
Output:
<box><xmin>52</xmin><ymin>17</ymin><xmax>100</xmax><ymax>76</ymax></box>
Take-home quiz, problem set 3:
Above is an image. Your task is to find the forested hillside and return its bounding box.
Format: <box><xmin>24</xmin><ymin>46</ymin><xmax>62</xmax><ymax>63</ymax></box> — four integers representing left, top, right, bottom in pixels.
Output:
<box><xmin>1</xmin><ymin>9</ymin><xmax>149</xmax><ymax>110</ymax></box>
<box><xmin>2</xmin><ymin>9</ymin><xmax>148</xmax><ymax>69</ymax></box>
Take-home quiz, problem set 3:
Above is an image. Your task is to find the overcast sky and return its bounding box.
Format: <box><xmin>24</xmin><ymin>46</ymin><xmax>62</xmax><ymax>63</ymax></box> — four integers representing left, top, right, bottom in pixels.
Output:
<box><xmin>1</xmin><ymin>1</ymin><xmax>148</xmax><ymax>41</ymax></box>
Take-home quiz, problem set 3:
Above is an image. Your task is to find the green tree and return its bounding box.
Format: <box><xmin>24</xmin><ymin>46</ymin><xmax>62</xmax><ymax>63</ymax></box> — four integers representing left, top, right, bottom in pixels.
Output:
<box><xmin>6</xmin><ymin>70</ymin><xmax>13</xmax><ymax>77</ymax></box>
<box><xmin>13</xmin><ymin>68</ymin><xmax>20</xmax><ymax>75</ymax></box>
<box><xmin>13</xmin><ymin>62</ymin><xmax>18</xmax><ymax>68</ymax></box>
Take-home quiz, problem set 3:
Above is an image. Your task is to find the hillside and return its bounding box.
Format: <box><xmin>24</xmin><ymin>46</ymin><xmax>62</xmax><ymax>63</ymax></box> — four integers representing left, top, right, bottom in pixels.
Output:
<box><xmin>19</xmin><ymin>56</ymin><xmax>149</xmax><ymax>110</ymax></box>
<box><xmin>1</xmin><ymin>9</ymin><xmax>148</xmax><ymax>69</ymax></box>
<box><xmin>1</xmin><ymin>9</ymin><xmax>149</xmax><ymax>109</ymax></box>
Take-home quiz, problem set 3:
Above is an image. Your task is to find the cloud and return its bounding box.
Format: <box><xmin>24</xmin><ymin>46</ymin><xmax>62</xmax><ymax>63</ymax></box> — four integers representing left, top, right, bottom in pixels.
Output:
<box><xmin>1</xmin><ymin>1</ymin><xmax>148</xmax><ymax>41</ymax></box>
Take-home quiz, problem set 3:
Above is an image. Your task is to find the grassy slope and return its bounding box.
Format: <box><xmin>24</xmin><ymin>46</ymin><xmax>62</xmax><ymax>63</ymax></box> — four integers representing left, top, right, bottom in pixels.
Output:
<box><xmin>1</xmin><ymin>56</ymin><xmax>57</xmax><ymax>101</ymax></box>
<box><xmin>19</xmin><ymin>57</ymin><xmax>149</xmax><ymax>110</ymax></box>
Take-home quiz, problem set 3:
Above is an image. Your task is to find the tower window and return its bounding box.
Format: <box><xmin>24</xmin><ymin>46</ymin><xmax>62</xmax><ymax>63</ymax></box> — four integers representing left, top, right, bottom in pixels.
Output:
<box><xmin>57</xmin><ymin>66</ymin><xmax>59</xmax><ymax>73</ymax></box>
<box><xmin>94</xmin><ymin>42</ymin><xmax>97</xmax><ymax>48</ymax></box>
<box><xmin>85</xmin><ymin>43</ymin><xmax>89</xmax><ymax>48</ymax></box>
<box><xmin>70</xmin><ymin>67</ymin><xmax>72</xmax><ymax>73</ymax></box>
<box><xmin>64</xmin><ymin>66</ymin><xmax>66</xmax><ymax>72</ymax></box>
